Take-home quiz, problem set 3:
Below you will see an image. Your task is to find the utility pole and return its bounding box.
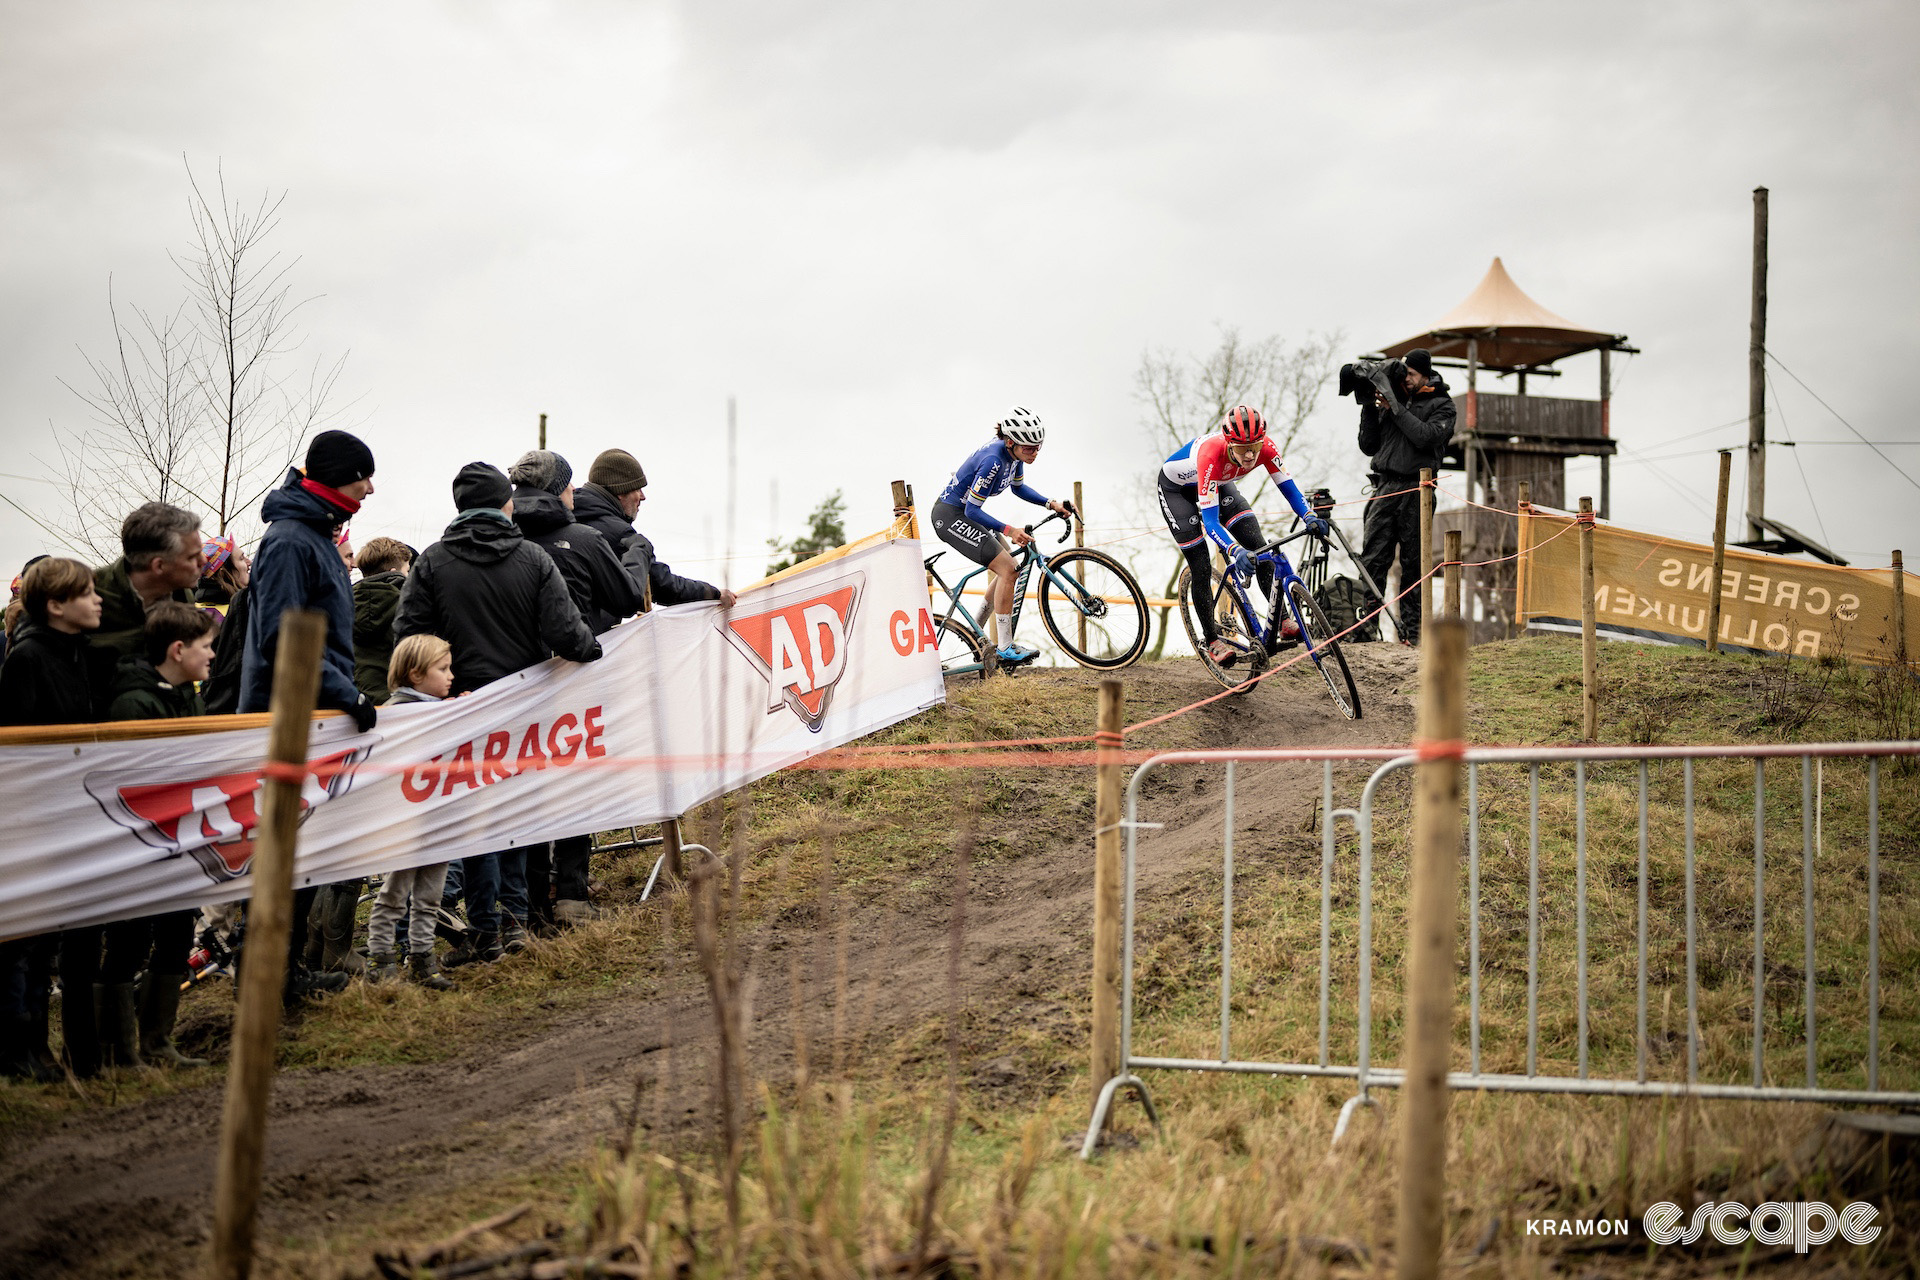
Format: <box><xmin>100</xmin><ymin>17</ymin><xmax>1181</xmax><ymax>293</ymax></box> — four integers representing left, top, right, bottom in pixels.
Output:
<box><xmin>1747</xmin><ymin>186</ymin><xmax>1768</xmax><ymax>543</ymax></box>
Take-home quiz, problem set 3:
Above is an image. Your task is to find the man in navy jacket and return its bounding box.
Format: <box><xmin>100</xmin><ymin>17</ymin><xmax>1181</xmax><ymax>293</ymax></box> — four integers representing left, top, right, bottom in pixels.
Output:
<box><xmin>239</xmin><ymin>429</ymin><xmax>378</xmax><ymax>1002</ymax></box>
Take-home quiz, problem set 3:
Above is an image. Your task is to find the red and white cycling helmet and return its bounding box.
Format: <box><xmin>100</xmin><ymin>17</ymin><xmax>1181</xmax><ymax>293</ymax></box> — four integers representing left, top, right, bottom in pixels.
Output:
<box><xmin>1222</xmin><ymin>405</ymin><xmax>1267</xmax><ymax>444</ymax></box>
<box><xmin>996</xmin><ymin>406</ymin><xmax>1046</xmax><ymax>447</ymax></box>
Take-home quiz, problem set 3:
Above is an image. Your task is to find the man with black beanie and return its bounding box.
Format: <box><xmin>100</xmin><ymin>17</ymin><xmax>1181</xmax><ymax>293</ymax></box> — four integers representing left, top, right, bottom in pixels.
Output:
<box><xmin>1356</xmin><ymin>348</ymin><xmax>1457</xmax><ymax>645</ymax></box>
<box><xmin>396</xmin><ymin>461</ymin><xmax>603</xmax><ymax>966</ymax></box>
<box><xmin>241</xmin><ymin>428</ymin><xmax>380</xmax><ymax>1001</ymax></box>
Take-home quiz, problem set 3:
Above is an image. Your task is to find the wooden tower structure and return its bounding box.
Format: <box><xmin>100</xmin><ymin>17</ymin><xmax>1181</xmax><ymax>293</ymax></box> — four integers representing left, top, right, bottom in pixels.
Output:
<box><xmin>1377</xmin><ymin>257</ymin><xmax>1636</xmax><ymax>638</ymax></box>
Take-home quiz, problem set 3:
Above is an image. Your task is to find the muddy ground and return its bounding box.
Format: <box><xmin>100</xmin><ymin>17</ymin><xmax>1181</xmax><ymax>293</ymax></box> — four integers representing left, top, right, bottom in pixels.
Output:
<box><xmin>0</xmin><ymin>648</ymin><xmax>1419</xmax><ymax>1279</ymax></box>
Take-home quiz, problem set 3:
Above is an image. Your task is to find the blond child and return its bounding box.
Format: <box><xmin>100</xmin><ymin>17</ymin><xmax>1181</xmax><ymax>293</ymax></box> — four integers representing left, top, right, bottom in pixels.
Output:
<box><xmin>365</xmin><ymin>635</ymin><xmax>456</xmax><ymax>988</ymax></box>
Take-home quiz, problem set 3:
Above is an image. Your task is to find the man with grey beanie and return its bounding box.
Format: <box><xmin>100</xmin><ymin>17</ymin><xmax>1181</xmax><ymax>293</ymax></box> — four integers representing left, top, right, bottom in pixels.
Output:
<box><xmin>502</xmin><ymin>449</ymin><xmax>640</xmax><ymax>935</ymax></box>
<box><xmin>506</xmin><ymin>450</ymin><xmax>640</xmax><ymax>633</ymax></box>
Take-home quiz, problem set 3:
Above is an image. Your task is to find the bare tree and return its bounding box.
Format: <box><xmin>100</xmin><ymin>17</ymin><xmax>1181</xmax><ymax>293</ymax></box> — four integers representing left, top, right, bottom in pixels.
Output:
<box><xmin>1135</xmin><ymin>323</ymin><xmax>1343</xmax><ymax>468</ymax></box>
<box><xmin>1131</xmin><ymin>324</ymin><xmax>1344</xmax><ymax>657</ymax></box>
<box><xmin>38</xmin><ymin>159</ymin><xmax>348</xmax><ymax>561</ymax></box>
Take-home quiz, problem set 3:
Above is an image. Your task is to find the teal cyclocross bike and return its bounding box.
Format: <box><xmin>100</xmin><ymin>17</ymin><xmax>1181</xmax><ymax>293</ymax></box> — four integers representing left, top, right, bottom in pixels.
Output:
<box><xmin>1176</xmin><ymin>525</ymin><xmax>1362</xmax><ymax>717</ymax></box>
<box><xmin>926</xmin><ymin>511</ymin><xmax>1151</xmax><ymax>677</ymax></box>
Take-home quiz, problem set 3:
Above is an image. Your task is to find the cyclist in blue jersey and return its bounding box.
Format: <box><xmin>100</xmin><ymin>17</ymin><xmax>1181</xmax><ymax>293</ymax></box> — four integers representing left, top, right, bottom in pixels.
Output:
<box><xmin>1157</xmin><ymin>406</ymin><xmax>1328</xmax><ymax>664</ymax></box>
<box><xmin>931</xmin><ymin>406</ymin><xmax>1075</xmax><ymax>664</ymax></box>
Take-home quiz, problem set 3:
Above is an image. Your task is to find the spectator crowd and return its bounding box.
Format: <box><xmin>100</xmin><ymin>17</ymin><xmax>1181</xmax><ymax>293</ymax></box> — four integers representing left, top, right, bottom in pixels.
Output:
<box><xmin>0</xmin><ymin>430</ymin><xmax>734</xmax><ymax>1083</ymax></box>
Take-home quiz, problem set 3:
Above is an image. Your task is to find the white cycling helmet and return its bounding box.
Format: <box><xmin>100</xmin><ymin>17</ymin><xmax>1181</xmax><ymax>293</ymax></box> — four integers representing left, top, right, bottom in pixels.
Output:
<box><xmin>996</xmin><ymin>405</ymin><xmax>1045</xmax><ymax>447</ymax></box>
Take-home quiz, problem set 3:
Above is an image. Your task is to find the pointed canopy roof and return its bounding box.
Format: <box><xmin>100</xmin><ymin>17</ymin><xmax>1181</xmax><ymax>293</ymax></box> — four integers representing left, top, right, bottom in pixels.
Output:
<box><xmin>1380</xmin><ymin>257</ymin><xmax>1629</xmax><ymax>371</ymax></box>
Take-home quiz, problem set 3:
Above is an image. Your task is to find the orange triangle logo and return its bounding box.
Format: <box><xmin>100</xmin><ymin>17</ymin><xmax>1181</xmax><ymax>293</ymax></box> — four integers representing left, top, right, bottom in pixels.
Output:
<box><xmin>720</xmin><ymin>577</ymin><xmax>863</xmax><ymax>732</ymax></box>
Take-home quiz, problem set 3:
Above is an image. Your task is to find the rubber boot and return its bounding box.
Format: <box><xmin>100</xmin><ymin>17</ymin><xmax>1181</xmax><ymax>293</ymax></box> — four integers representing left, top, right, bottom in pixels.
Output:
<box><xmin>60</xmin><ymin>984</ymin><xmax>101</xmax><ymax>1079</ymax></box>
<box><xmin>367</xmin><ymin>952</ymin><xmax>401</xmax><ymax>984</ymax></box>
<box><xmin>406</xmin><ymin>952</ymin><xmax>453</xmax><ymax>991</ymax></box>
<box><xmin>95</xmin><ymin>982</ymin><xmax>144</xmax><ymax>1069</ymax></box>
<box><xmin>138</xmin><ymin>975</ymin><xmax>208</xmax><ymax>1068</ymax></box>
<box><xmin>282</xmin><ymin>963</ymin><xmax>350</xmax><ymax>1007</ymax></box>
<box><xmin>318</xmin><ymin>882</ymin><xmax>367</xmax><ymax>975</ymax></box>
<box><xmin>301</xmin><ymin>892</ymin><xmax>326</xmax><ymax>970</ymax></box>
<box><xmin>1</xmin><ymin>1015</ymin><xmax>60</xmax><ymax>1082</ymax></box>
<box><xmin>443</xmin><ymin>931</ymin><xmax>500</xmax><ymax>969</ymax></box>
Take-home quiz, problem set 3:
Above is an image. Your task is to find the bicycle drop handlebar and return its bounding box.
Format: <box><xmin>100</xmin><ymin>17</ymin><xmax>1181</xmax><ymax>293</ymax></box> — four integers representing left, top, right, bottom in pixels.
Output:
<box><xmin>1021</xmin><ymin>506</ymin><xmax>1081</xmax><ymax>544</ymax></box>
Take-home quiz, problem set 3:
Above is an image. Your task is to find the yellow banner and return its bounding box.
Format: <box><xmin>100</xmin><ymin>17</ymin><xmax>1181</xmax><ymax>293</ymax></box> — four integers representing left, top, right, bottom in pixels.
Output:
<box><xmin>1517</xmin><ymin>511</ymin><xmax>1918</xmax><ymax>666</ymax></box>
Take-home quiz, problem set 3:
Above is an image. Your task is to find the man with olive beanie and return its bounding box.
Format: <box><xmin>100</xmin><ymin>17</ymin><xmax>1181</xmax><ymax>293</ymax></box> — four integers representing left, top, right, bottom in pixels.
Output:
<box><xmin>572</xmin><ymin>448</ymin><xmax>734</xmax><ymax>610</ymax></box>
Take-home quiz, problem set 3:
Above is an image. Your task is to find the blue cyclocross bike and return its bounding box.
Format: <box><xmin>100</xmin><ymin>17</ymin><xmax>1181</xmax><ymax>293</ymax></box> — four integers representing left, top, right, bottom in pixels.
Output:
<box><xmin>925</xmin><ymin>511</ymin><xmax>1150</xmax><ymax>677</ymax></box>
<box><xmin>1176</xmin><ymin>525</ymin><xmax>1362</xmax><ymax>717</ymax></box>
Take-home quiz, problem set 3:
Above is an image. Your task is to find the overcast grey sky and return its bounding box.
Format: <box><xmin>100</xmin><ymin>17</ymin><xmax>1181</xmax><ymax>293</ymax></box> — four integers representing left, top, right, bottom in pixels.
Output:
<box><xmin>3</xmin><ymin>0</ymin><xmax>1917</xmax><ymax>587</ymax></box>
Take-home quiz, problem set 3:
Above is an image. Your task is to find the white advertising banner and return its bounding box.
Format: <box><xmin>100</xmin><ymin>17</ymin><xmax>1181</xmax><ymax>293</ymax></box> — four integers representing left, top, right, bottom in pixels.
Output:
<box><xmin>0</xmin><ymin>524</ymin><xmax>946</xmax><ymax>939</ymax></box>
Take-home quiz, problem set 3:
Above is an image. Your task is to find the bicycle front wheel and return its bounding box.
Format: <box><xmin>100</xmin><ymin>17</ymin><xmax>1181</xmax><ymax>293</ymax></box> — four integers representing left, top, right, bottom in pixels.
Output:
<box><xmin>1037</xmin><ymin>549</ymin><xmax>1150</xmax><ymax>669</ymax></box>
<box><xmin>1177</xmin><ymin>564</ymin><xmax>1262</xmax><ymax>693</ymax></box>
<box><xmin>1287</xmin><ymin>579</ymin><xmax>1362</xmax><ymax>719</ymax></box>
<box><xmin>934</xmin><ymin>614</ymin><xmax>987</xmax><ymax>681</ymax></box>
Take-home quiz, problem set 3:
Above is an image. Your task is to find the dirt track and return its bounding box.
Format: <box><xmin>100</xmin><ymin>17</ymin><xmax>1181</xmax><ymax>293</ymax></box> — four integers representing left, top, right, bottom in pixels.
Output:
<box><xmin>0</xmin><ymin>649</ymin><xmax>1419</xmax><ymax>1279</ymax></box>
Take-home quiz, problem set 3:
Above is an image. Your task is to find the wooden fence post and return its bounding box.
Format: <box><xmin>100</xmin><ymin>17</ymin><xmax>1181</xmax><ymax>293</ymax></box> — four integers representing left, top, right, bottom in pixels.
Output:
<box><xmin>1443</xmin><ymin>528</ymin><xmax>1462</xmax><ymax>620</ymax></box>
<box><xmin>1708</xmin><ymin>451</ymin><xmax>1732</xmax><ymax>654</ymax></box>
<box><xmin>1419</xmin><ymin>468</ymin><xmax>1435</xmax><ymax>640</ymax></box>
<box><xmin>1074</xmin><ymin>480</ymin><xmax>1087</xmax><ymax>655</ymax></box>
<box><xmin>1894</xmin><ymin>550</ymin><xmax>1908</xmax><ymax>672</ymax></box>
<box><xmin>661</xmin><ymin>817</ymin><xmax>684</xmax><ymax>883</ymax></box>
<box><xmin>1397</xmin><ymin>618</ymin><xmax>1467</xmax><ymax>1280</ymax></box>
<box><xmin>891</xmin><ymin>479</ymin><xmax>915</xmax><ymax>537</ymax></box>
<box><xmin>211</xmin><ymin>610</ymin><xmax>327</xmax><ymax>1280</ymax></box>
<box><xmin>538</xmin><ymin>411</ymin><xmax>547</xmax><ymax>450</ymax></box>
<box><xmin>1511</xmin><ymin>481</ymin><xmax>1532</xmax><ymax>640</ymax></box>
<box><xmin>1089</xmin><ymin>680</ymin><xmax>1125</xmax><ymax>1122</ymax></box>
<box><xmin>1580</xmin><ymin>497</ymin><xmax>1598</xmax><ymax>741</ymax></box>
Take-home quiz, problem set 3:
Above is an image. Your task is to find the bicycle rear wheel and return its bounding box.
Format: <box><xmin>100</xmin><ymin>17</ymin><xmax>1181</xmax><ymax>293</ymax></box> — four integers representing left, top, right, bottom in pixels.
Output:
<box><xmin>1037</xmin><ymin>549</ymin><xmax>1151</xmax><ymax>669</ymax></box>
<box><xmin>1286</xmin><ymin>579</ymin><xmax>1362</xmax><ymax>719</ymax></box>
<box><xmin>934</xmin><ymin>614</ymin><xmax>986</xmax><ymax>681</ymax></box>
<box><xmin>1177</xmin><ymin>564</ymin><xmax>1262</xmax><ymax>692</ymax></box>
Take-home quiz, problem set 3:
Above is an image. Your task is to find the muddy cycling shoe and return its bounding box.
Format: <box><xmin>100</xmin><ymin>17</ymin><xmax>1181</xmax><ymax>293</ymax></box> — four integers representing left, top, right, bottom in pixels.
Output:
<box><xmin>1264</xmin><ymin>617</ymin><xmax>1303</xmax><ymax>654</ymax></box>
<box><xmin>1207</xmin><ymin>638</ymin><xmax>1241</xmax><ymax>666</ymax></box>
<box><xmin>995</xmin><ymin>643</ymin><xmax>1040</xmax><ymax>664</ymax></box>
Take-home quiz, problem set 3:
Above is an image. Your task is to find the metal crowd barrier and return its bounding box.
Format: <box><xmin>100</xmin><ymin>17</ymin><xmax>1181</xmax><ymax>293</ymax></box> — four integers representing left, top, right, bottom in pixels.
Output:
<box><xmin>1082</xmin><ymin>742</ymin><xmax>1920</xmax><ymax>1159</ymax></box>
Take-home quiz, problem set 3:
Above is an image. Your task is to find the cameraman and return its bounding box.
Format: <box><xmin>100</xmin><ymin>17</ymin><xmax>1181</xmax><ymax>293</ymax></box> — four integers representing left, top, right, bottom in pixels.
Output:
<box><xmin>1356</xmin><ymin>348</ymin><xmax>1455</xmax><ymax>645</ymax></box>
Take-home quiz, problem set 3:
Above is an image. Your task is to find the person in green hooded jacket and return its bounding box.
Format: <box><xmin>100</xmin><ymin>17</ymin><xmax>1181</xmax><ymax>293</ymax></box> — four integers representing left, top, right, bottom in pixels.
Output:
<box><xmin>97</xmin><ymin>600</ymin><xmax>217</xmax><ymax>1071</ymax></box>
<box><xmin>351</xmin><ymin>537</ymin><xmax>414</xmax><ymax>702</ymax></box>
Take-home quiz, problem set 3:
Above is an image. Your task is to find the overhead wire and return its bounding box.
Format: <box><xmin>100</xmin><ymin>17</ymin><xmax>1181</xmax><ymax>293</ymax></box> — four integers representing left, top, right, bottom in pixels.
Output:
<box><xmin>1765</xmin><ymin>349</ymin><xmax>1920</xmax><ymax>494</ymax></box>
<box><xmin>1763</xmin><ymin>368</ymin><xmax>1833</xmax><ymax>549</ymax></box>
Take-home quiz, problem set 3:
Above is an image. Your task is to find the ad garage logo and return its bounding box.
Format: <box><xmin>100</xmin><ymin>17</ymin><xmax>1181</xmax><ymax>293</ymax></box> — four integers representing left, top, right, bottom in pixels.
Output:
<box><xmin>720</xmin><ymin>575</ymin><xmax>864</xmax><ymax>733</ymax></box>
<box><xmin>85</xmin><ymin>741</ymin><xmax>377</xmax><ymax>884</ymax></box>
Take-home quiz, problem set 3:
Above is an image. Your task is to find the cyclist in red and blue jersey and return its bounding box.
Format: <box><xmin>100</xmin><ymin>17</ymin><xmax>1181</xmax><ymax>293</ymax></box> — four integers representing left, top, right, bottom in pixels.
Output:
<box><xmin>1157</xmin><ymin>405</ymin><xmax>1327</xmax><ymax>664</ymax></box>
<box><xmin>932</xmin><ymin>406</ymin><xmax>1075</xmax><ymax>664</ymax></box>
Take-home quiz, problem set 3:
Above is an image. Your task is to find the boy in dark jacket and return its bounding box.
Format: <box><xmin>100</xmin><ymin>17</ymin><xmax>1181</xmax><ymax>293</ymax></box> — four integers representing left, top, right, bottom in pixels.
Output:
<box><xmin>0</xmin><ymin>558</ymin><xmax>102</xmax><ymax>1081</ymax></box>
<box><xmin>95</xmin><ymin>601</ymin><xmax>216</xmax><ymax>1069</ymax></box>
<box><xmin>397</xmin><ymin>461</ymin><xmax>601</xmax><ymax>963</ymax></box>
<box><xmin>352</xmin><ymin>537</ymin><xmax>414</xmax><ymax>702</ymax></box>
